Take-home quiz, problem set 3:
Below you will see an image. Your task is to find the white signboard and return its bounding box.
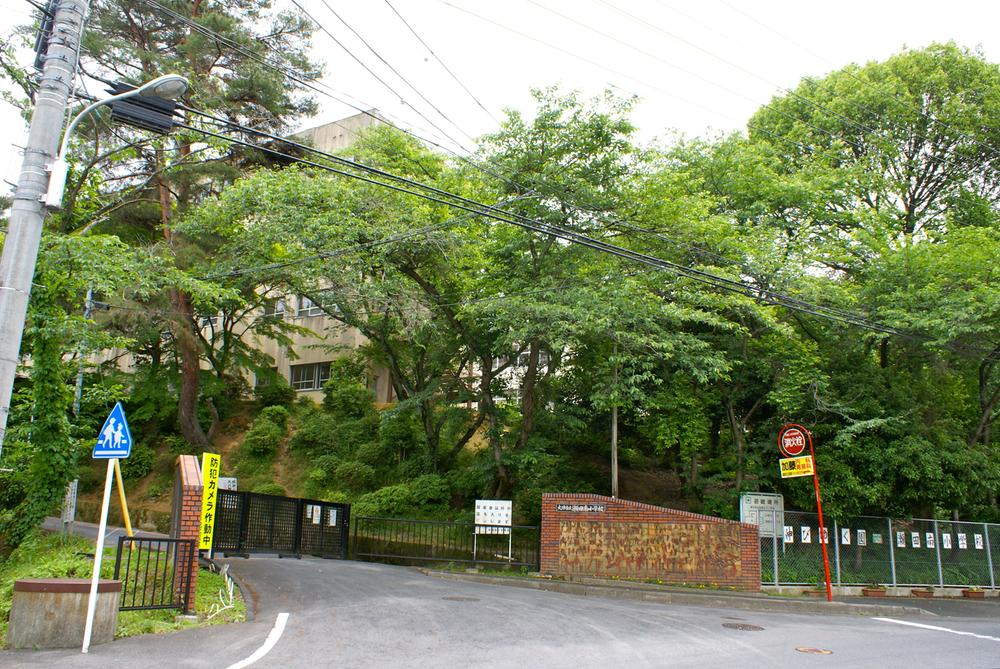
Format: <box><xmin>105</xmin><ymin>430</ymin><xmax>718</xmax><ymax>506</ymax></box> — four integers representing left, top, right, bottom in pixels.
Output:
<box><xmin>896</xmin><ymin>532</ymin><xmax>906</xmax><ymax>548</ymax></box>
<box><xmin>958</xmin><ymin>533</ymin><xmax>968</xmax><ymax>549</ymax></box>
<box><xmin>783</xmin><ymin>526</ymin><xmax>794</xmax><ymax>544</ymax></box>
<box><xmin>975</xmin><ymin>534</ymin><xmax>984</xmax><ymax>550</ymax></box>
<box><xmin>941</xmin><ymin>534</ymin><xmax>952</xmax><ymax>550</ymax></box>
<box><xmin>857</xmin><ymin>529</ymin><xmax>867</xmax><ymax>547</ymax></box>
<box><xmin>841</xmin><ymin>528</ymin><xmax>851</xmax><ymax>546</ymax></box>
<box><xmin>911</xmin><ymin>532</ymin><xmax>921</xmax><ymax>548</ymax></box>
<box><xmin>739</xmin><ymin>492</ymin><xmax>784</xmax><ymax>538</ymax></box>
<box><xmin>801</xmin><ymin>526</ymin><xmax>811</xmax><ymax>543</ymax></box>
<box><xmin>61</xmin><ymin>479</ymin><xmax>78</xmax><ymax>525</ymax></box>
<box><xmin>218</xmin><ymin>477</ymin><xmax>238</xmax><ymax>491</ymax></box>
<box><xmin>475</xmin><ymin>499</ymin><xmax>512</xmax><ymax>535</ymax></box>
<box><xmin>925</xmin><ymin>532</ymin><xmax>935</xmax><ymax>549</ymax></box>
<box><xmin>328</xmin><ymin>509</ymin><xmax>338</xmax><ymax>527</ymax></box>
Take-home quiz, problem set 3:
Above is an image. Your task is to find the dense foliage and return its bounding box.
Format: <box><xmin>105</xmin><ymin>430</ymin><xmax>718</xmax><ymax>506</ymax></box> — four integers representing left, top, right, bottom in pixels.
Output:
<box><xmin>2</xmin><ymin>22</ymin><xmax>1000</xmax><ymax>540</ymax></box>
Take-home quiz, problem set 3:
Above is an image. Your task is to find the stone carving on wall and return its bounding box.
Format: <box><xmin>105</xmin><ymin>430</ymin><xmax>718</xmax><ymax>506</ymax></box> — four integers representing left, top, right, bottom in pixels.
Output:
<box><xmin>557</xmin><ymin>521</ymin><xmax>742</xmax><ymax>580</ymax></box>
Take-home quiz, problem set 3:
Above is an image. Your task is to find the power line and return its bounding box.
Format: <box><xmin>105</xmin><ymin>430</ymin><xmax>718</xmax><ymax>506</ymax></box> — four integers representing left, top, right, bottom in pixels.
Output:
<box><xmin>287</xmin><ymin>0</ymin><xmax>472</xmax><ymax>153</ymax></box>
<box><xmin>315</xmin><ymin>0</ymin><xmax>476</xmax><ymax>144</ymax></box>
<box><xmin>175</xmin><ymin>115</ymin><xmax>981</xmax><ymax>355</ymax></box>
<box><xmin>134</xmin><ymin>0</ymin><xmax>517</xmax><ymax>191</ymax></box>
<box><xmin>381</xmin><ymin>0</ymin><xmax>500</xmax><ymax>125</ymax></box>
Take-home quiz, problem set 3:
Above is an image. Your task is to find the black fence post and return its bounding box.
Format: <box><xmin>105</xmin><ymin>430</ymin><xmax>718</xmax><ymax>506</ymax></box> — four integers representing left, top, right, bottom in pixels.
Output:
<box><xmin>237</xmin><ymin>491</ymin><xmax>250</xmax><ymax>553</ymax></box>
<box><xmin>293</xmin><ymin>498</ymin><xmax>304</xmax><ymax>556</ymax></box>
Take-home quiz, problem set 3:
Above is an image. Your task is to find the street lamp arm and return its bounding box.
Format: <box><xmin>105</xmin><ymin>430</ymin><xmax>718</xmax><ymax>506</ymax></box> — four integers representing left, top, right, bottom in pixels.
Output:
<box><xmin>44</xmin><ymin>74</ymin><xmax>189</xmax><ymax>209</ymax></box>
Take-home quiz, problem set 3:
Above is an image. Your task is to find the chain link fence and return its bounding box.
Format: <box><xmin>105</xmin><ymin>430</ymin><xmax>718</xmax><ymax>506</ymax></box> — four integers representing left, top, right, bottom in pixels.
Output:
<box><xmin>758</xmin><ymin>510</ymin><xmax>999</xmax><ymax>588</ymax></box>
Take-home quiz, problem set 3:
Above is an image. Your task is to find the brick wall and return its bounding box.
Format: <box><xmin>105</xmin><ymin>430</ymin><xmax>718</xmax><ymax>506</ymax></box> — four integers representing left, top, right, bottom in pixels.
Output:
<box><xmin>173</xmin><ymin>455</ymin><xmax>202</xmax><ymax>614</ymax></box>
<box><xmin>540</xmin><ymin>493</ymin><xmax>760</xmax><ymax>592</ymax></box>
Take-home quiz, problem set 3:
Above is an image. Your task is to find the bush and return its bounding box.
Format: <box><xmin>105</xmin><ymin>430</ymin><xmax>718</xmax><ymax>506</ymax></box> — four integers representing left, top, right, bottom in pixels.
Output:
<box><xmin>162</xmin><ymin>434</ymin><xmax>197</xmax><ymax>456</ymax></box>
<box><xmin>260</xmin><ymin>405</ymin><xmax>289</xmax><ymax>430</ymax></box>
<box><xmin>251</xmin><ymin>482</ymin><xmax>286</xmax><ymax>496</ymax></box>
<box><xmin>242</xmin><ymin>419</ymin><xmax>285</xmax><ymax>459</ymax></box>
<box><xmin>289</xmin><ymin>411</ymin><xmax>340</xmax><ymax>454</ymax></box>
<box><xmin>334</xmin><ymin>460</ymin><xmax>376</xmax><ymax>491</ymax></box>
<box><xmin>322</xmin><ymin>381</ymin><xmax>376</xmax><ymax>421</ymax></box>
<box><xmin>119</xmin><ymin>444</ymin><xmax>155</xmax><ymax>480</ymax></box>
<box><xmin>355</xmin><ymin>440</ymin><xmax>390</xmax><ymax>467</ymax></box>
<box><xmin>352</xmin><ymin>474</ymin><xmax>449</xmax><ymax>517</ymax></box>
<box><xmin>332</xmin><ymin>415</ymin><xmax>379</xmax><ymax>454</ymax></box>
<box><xmin>254</xmin><ymin>377</ymin><xmax>295</xmax><ymax>408</ymax></box>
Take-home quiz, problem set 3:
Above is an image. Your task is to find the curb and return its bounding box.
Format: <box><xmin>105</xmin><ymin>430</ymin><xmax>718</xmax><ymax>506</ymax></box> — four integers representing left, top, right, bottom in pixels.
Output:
<box><xmin>420</xmin><ymin>570</ymin><xmax>930</xmax><ymax>617</ymax></box>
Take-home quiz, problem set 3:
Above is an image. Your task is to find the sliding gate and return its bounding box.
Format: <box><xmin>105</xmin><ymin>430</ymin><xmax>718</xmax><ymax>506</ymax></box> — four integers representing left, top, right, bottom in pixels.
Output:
<box><xmin>212</xmin><ymin>489</ymin><xmax>350</xmax><ymax>559</ymax></box>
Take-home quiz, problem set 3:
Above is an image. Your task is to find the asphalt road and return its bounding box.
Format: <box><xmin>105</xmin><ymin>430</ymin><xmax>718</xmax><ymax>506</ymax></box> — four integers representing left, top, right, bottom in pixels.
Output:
<box><xmin>3</xmin><ymin>556</ymin><xmax>999</xmax><ymax>669</ymax></box>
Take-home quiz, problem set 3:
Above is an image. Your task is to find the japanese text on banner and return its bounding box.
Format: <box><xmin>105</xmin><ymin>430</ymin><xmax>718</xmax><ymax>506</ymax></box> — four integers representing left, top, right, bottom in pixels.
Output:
<box><xmin>199</xmin><ymin>453</ymin><xmax>221</xmax><ymax>550</ymax></box>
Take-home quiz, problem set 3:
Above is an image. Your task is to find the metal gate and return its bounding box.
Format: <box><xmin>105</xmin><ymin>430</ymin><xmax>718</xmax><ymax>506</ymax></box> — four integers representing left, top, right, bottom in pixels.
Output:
<box><xmin>212</xmin><ymin>489</ymin><xmax>350</xmax><ymax>559</ymax></box>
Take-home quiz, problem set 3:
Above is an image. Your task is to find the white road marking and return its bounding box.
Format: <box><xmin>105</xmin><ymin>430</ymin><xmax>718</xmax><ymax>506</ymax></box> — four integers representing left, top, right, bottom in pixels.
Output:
<box><xmin>874</xmin><ymin>617</ymin><xmax>1000</xmax><ymax>643</ymax></box>
<box><xmin>225</xmin><ymin>612</ymin><xmax>290</xmax><ymax>669</ymax></box>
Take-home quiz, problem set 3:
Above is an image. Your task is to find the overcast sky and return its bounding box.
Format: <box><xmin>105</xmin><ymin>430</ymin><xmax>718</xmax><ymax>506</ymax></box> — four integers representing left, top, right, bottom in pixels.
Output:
<box><xmin>2</xmin><ymin>0</ymin><xmax>999</xmax><ymax>191</ymax></box>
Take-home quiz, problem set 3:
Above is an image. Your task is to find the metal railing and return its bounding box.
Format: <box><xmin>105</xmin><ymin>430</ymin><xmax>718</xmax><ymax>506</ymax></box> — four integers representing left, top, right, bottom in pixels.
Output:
<box><xmin>352</xmin><ymin>516</ymin><xmax>540</xmax><ymax>570</ymax></box>
<box><xmin>113</xmin><ymin>536</ymin><xmax>196</xmax><ymax>611</ymax></box>
<box><xmin>758</xmin><ymin>510</ymin><xmax>999</xmax><ymax>588</ymax></box>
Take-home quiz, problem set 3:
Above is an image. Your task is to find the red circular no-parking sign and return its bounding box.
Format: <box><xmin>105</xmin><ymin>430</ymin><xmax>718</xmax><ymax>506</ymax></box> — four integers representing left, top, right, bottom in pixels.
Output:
<box><xmin>778</xmin><ymin>424</ymin><xmax>809</xmax><ymax>458</ymax></box>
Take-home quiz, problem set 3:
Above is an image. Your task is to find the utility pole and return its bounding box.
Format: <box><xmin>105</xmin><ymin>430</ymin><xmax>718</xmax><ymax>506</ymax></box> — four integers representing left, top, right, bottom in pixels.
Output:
<box><xmin>0</xmin><ymin>0</ymin><xmax>88</xmax><ymax>460</ymax></box>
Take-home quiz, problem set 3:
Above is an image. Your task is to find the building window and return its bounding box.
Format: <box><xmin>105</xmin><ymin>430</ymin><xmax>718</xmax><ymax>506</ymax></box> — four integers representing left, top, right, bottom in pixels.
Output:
<box><xmin>199</xmin><ymin>314</ymin><xmax>219</xmax><ymax>329</ymax></box>
<box><xmin>297</xmin><ymin>295</ymin><xmax>325</xmax><ymax>317</ymax></box>
<box><xmin>290</xmin><ymin>362</ymin><xmax>331</xmax><ymax>391</ymax></box>
<box><xmin>263</xmin><ymin>298</ymin><xmax>285</xmax><ymax>320</ymax></box>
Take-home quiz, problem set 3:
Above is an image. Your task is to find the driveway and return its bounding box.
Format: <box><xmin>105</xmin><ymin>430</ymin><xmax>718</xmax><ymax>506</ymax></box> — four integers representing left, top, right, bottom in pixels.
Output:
<box><xmin>3</xmin><ymin>556</ymin><xmax>999</xmax><ymax>668</ymax></box>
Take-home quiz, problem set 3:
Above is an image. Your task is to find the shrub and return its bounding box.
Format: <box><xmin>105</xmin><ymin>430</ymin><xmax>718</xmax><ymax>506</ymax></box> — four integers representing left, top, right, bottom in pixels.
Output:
<box><xmin>355</xmin><ymin>440</ymin><xmax>390</xmax><ymax>467</ymax></box>
<box><xmin>334</xmin><ymin>460</ymin><xmax>375</xmax><ymax>491</ymax></box>
<box><xmin>322</xmin><ymin>381</ymin><xmax>375</xmax><ymax>421</ymax></box>
<box><xmin>252</xmin><ymin>482</ymin><xmax>286</xmax><ymax>496</ymax></box>
<box><xmin>162</xmin><ymin>434</ymin><xmax>197</xmax><ymax>455</ymax></box>
<box><xmin>242</xmin><ymin>419</ymin><xmax>285</xmax><ymax>459</ymax></box>
<box><xmin>289</xmin><ymin>411</ymin><xmax>340</xmax><ymax>454</ymax></box>
<box><xmin>119</xmin><ymin>444</ymin><xmax>155</xmax><ymax>480</ymax></box>
<box><xmin>352</xmin><ymin>474</ymin><xmax>450</xmax><ymax>517</ymax></box>
<box><xmin>260</xmin><ymin>405</ymin><xmax>289</xmax><ymax>430</ymax></box>
<box><xmin>332</xmin><ymin>415</ymin><xmax>379</xmax><ymax>453</ymax></box>
<box><xmin>254</xmin><ymin>376</ymin><xmax>295</xmax><ymax>408</ymax></box>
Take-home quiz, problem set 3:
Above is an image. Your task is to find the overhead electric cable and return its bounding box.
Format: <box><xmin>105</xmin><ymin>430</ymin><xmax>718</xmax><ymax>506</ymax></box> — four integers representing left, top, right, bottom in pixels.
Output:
<box><xmin>176</xmin><ymin>117</ymin><xmax>979</xmax><ymax>353</ymax></box>
<box><xmin>287</xmin><ymin>0</ymin><xmax>473</xmax><ymax>153</ymax></box>
<box><xmin>315</xmin><ymin>0</ymin><xmax>476</xmax><ymax>143</ymax></box>
<box><xmin>381</xmin><ymin>0</ymin><xmax>500</xmax><ymax>125</ymax></box>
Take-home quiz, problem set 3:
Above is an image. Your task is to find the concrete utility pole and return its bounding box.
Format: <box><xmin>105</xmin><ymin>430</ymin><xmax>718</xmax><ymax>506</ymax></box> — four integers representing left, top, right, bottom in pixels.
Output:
<box><xmin>0</xmin><ymin>0</ymin><xmax>89</xmax><ymax>459</ymax></box>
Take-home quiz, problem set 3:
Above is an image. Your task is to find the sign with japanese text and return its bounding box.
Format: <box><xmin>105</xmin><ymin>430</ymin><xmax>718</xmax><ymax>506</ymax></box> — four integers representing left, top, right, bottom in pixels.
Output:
<box><xmin>199</xmin><ymin>453</ymin><xmax>221</xmax><ymax>550</ymax></box>
<box><xmin>475</xmin><ymin>499</ymin><xmax>512</xmax><ymax>535</ymax></box>
<box><xmin>740</xmin><ymin>492</ymin><xmax>784</xmax><ymax>538</ymax></box>
<box><xmin>777</xmin><ymin>424</ymin><xmax>808</xmax><ymax>457</ymax></box>
<box><xmin>779</xmin><ymin>455</ymin><xmax>814</xmax><ymax>478</ymax></box>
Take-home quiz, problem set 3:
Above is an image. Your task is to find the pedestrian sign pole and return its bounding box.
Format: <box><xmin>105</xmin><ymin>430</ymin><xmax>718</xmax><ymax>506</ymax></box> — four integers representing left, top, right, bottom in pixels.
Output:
<box><xmin>82</xmin><ymin>402</ymin><xmax>132</xmax><ymax>653</ymax></box>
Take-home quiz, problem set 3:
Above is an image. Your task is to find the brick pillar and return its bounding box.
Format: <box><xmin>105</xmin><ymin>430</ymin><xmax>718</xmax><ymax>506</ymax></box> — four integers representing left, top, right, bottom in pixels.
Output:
<box><xmin>173</xmin><ymin>455</ymin><xmax>202</xmax><ymax>614</ymax></box>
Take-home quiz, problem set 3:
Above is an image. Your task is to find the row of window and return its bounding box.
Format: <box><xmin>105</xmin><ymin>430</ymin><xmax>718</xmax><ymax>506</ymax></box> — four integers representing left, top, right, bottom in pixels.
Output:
<box><xmin>262</xmin><ymin>295</ymin><xmax>339</xmax><ymax>319</ymax></box>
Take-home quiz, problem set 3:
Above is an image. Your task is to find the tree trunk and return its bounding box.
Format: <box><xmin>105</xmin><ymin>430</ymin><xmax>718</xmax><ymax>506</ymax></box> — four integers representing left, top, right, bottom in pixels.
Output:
<box><xmin>480</xmin><ymin>359</ymin><xmax>511</xmax><ymax>496</ymax></box>
<box><xmin>516</xmin><ymin>340</ymin><xmax>540</xmax><ymax>449</ymax></box>
<box><xmin>172</xmin><ymin>288</ymin><xmax>209</xmax><ymax>449</ymax></box>
<box><xmin>726</xmin><ymin>398</ymin><xmax>745</xmax><ymax>492</ymax></box>
<box><xmin>611</xmin><ymin>403</ymin><xmax>619</xmax><ymax>498</ymax></box>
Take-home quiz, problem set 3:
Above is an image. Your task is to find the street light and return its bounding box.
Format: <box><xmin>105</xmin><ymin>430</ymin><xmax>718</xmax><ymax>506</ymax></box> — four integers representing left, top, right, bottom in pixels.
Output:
<box><xmin>44</xmin><ymin>73</ymin><xmax>189</xmax><ymax>209</ymax></box>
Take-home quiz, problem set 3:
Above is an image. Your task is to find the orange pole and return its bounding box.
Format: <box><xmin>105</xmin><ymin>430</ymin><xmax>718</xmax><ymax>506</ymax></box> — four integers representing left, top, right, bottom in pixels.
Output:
<box><xmin>807</xmin><ymin>429</ymin><xmax>833</xmax><ymax>602</ymax></box>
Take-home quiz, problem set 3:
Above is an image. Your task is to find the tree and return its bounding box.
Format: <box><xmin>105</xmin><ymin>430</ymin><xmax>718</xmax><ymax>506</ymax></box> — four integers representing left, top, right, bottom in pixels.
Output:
<box><xmin>63</xmin><ymin>0</ymin><xmax>319</xmax><ymax>446</ymax></box>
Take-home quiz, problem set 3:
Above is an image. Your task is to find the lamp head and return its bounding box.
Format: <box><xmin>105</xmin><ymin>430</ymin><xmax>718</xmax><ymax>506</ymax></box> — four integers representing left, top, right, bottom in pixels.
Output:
<box><xmin>137</xmin><ymin>74</ymin><xmax>189</xmax><ymax>100</ymax></box>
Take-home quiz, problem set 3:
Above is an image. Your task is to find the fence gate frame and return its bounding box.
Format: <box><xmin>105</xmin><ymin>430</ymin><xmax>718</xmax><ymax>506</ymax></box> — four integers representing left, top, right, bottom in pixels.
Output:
<box><xmin>113</xmin><ymin>536</ymin><xmax>196</xmax><ymax>611</ymax></box>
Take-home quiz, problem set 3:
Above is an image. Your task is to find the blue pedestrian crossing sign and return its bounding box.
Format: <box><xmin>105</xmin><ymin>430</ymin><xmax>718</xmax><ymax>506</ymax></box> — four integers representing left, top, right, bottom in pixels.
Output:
<box><xmin>93</xmin><ymin>402</ymin><xmax>133</xmax><ymax>459</ymax></box>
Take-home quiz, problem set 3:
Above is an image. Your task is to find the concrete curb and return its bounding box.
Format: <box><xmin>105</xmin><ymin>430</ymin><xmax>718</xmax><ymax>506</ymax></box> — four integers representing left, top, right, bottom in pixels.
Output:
<box><xmin>420</xmin><ymin>570</ymin><xmax>930</xmax><ymax>617</ymax></box>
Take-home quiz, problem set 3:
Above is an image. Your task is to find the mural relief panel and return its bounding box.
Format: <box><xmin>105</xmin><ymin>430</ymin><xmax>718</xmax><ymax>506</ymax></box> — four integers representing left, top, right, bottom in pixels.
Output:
<box><xmin>558</xmin><ymin>521</ymin><xmax>742</xmax><ymax>580</ymax></box>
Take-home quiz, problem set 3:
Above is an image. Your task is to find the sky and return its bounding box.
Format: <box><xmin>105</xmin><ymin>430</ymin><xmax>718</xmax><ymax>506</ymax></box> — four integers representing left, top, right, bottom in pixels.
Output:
<box><xmin>1</xmin><ymin>0</ymin><xmax>999</xmax><ymax>191</ymax></box>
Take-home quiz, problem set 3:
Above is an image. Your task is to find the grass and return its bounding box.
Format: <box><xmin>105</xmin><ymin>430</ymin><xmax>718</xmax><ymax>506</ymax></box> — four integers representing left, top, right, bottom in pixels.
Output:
<box><xmin>0</xmin><ymin>531</ymin><xmax>245</xmax><ymax>648</ymax></box>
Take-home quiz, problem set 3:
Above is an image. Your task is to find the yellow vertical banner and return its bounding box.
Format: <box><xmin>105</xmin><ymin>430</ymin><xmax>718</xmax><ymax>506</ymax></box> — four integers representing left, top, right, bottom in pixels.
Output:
<box><xmin>199</xmin><ymin>453</ymin><xmax>221</xmax><ymax>550</ymax></box>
